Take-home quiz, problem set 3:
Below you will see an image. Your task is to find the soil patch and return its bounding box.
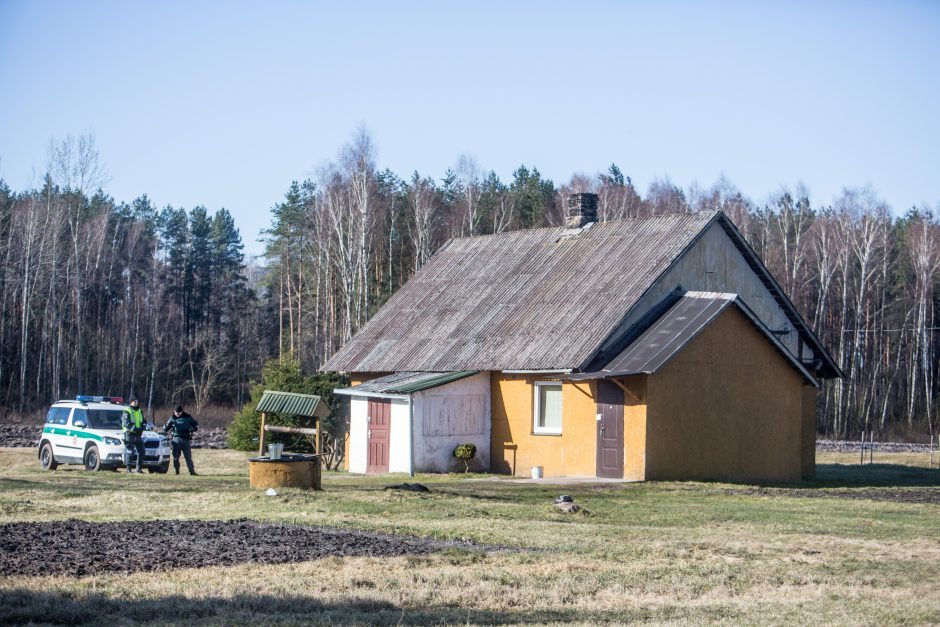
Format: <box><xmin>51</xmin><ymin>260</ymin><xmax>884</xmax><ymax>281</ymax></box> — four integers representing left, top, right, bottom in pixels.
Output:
<box><xmin>722</xmin><ymin>486</ymin><xmax>940</xmax><ymax>504</ymax></box>
<box><xmin>0</xmin><ymin>519</ymin><xmax>493</xmax><ymax>578</ymax></box>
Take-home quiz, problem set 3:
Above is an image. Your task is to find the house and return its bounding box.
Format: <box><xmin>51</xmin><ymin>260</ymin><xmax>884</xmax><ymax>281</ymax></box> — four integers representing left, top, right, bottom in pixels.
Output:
<box><xmin>326</xmin><ymin>194</ymin><xmax>841</xmax><ymax>482</ymax></box>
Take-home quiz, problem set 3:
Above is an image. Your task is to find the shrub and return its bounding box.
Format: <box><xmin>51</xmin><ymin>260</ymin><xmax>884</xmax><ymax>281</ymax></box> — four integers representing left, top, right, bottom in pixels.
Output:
<box><xmin>453</xmin><ymin>443</ymin><xmax>477</xmax><ymax>473</ymax></box>
<box><xmin>227</xmin><ymin>358</ymin><xmax>348</xmax><ymax>468</ymax></box>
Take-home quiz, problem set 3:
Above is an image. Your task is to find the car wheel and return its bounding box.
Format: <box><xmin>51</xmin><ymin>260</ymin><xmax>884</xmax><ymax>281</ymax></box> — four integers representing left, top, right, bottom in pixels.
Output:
<box><xmin>84</xmin><ymin>445</ymin><xmax>103</xmax><ymax>471</ymax></box>
<box><xmin>149</xmin><ymin>463</ymin><xmax>169</xmax><ymax>474</ymax></box>
<box><xmin>39</xmin><ymin>442</ymin><xmax>58</xmax><ymax>471</ymax></box>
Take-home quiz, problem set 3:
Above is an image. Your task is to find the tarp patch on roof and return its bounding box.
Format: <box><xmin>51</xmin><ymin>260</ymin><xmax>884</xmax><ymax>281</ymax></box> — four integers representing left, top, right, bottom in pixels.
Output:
<box><xmin>334</xmin><ymin>371</ymin><xmax>478</xmax><ymax>396</ymax></box>
<box><xmin>256</xmin><ymin>391</ymin><xmax>331</xmax><ymax>418</ymax></box>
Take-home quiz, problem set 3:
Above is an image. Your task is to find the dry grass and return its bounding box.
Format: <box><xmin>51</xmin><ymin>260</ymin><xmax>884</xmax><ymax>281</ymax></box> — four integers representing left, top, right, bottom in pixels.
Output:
<box><xmin>1</xmin><ymin>448</ymin><xmax>938</xmax><ymax>625</ymax></box>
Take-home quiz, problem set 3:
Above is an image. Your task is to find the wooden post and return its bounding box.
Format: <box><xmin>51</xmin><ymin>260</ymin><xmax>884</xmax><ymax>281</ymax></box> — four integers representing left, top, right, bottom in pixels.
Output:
<box><xmin>315</xmin><ymin>417</ymin><xmax>321</xmax><ymax>455</ymax></box>
<box><xmin>259</xmin><ymin>412</ymin><xmax>267</xmax><ymax>456</ymax></box>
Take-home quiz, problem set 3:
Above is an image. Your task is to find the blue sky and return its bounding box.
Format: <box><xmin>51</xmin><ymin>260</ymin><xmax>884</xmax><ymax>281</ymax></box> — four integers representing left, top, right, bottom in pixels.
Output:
<box><xmin>1</xmin><ymin>0</ymin><xmax>938</xmax><ymax>256</ymax></box>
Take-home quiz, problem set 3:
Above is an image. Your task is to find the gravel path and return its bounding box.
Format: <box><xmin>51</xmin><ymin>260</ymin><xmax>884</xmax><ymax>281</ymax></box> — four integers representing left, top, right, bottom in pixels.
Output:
<box><xmin>0</xmin><ymin>519</ymin><xmax>489</xmax><ymax>578</ymax></box>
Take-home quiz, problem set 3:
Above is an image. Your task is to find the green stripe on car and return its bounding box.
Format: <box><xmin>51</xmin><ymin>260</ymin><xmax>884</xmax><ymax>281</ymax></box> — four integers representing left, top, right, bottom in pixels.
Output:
<box><xmin>42</xmin><ymin>426</ymin><xmax>104</xmax><ymax>442</ymax></box>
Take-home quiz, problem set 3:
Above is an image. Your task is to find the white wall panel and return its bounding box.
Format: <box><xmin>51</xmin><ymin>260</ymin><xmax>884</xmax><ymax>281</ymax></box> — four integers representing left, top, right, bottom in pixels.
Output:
<box><xmin>388</xmin><ymin>398</ymin><xmax>412</xmax><ymax>473</ymax></box>
<box><xmin>347</xmin><ymin>396</ymin><xmax>368</xmax><ymax>474</ymax></box>
<box><xmin>413</xmin><ymin>372</ymin><xmax>491</xmax><ymax>472</ymax></box>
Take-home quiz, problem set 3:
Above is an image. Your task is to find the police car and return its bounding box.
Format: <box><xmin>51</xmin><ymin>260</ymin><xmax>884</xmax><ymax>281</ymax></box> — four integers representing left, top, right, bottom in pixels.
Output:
<box><xmin>38</xmin><ymin>396</ymin><xmax>171</xmax><ymax>473</ymax></box>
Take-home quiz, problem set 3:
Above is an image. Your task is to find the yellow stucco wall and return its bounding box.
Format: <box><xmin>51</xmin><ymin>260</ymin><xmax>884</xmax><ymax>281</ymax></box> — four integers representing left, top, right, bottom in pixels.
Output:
<box><xmin>490</xmin><ymin>374</ymin><xmax>599</xmax><ymax>477</ymax></box>
<box><xmin>621</xmin><ymin>375</ymin><xmax>648</xmax><ymax>481</ymax></box>
<box><xmin>644</xmin><ymin>306</ymin><xmax>806</xmax><ymax>483</ymax></box>
<box><xmin>801</xmin><ymin>385</ymin><xmax>817</xmax><ymax>479</ymax></box>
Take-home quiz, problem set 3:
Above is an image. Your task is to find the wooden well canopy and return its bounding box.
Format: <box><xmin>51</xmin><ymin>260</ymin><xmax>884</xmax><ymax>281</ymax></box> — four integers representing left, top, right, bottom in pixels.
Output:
<box><xmin>256</xmin><ymin>390</ymin><xmax>331</xmax><ymax>456</ymax></box>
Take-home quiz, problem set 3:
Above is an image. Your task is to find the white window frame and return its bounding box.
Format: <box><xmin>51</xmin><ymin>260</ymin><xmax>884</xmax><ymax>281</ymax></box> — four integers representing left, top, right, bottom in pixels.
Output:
<box><xmin>533</xmin><ymin>381</ymin><xmax>563</xmax><ymax>435</ymax></box>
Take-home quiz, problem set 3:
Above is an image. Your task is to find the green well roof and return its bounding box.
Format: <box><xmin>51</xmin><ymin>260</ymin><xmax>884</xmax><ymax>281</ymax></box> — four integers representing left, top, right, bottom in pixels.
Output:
<box><xmin>255</xmin><ymin>390</ymin><xmax>331</xmax><ymax>418</ymax></box>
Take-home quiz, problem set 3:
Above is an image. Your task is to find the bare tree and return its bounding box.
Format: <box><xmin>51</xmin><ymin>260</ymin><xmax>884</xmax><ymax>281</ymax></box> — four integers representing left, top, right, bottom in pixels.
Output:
<box><xmin>407</xmin><ymin>172</ymin><xmax>438</xmax><ymax>272</ymax></box>
<box><xmin>47</xmin><ymin>134</ymin><xmax>110</xmax><ymax>392</ymax></box>
<box><xmin>454</xmin><ymin>154</ymin><xmax>482</xmax><ymax>237</ymax></box>
<box><xmin>180</xmin><ymin>330</ymin><xmax>228</xmax><ymax>415</ymax></box>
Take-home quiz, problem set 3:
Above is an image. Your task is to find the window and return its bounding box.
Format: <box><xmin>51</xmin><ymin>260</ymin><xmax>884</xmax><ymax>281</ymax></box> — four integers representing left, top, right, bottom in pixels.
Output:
<box><xmin>85</xmin><ymin>409</ymin><xmax>124</xmax><ymax>430</ymax></box>
<box><xmin>51</xmin><ymin>407</ymin><xmax>71</xmax><ymax>425</ymax></box>
<box><xmin>71</xmin><ymin>408</ymin><xmax>87</xmax><ymax>427</ymax></box>
<box><xmin>534</xmin><ymin>382</ymin><xmax>562</xmax><ymax>435</ymax></box>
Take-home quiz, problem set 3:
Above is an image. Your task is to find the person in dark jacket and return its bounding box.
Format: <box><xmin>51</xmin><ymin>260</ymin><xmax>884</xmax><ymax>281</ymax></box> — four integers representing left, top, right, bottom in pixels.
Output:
<box><xmin>162</xmin><ymin>404</ymin><xmax>199</xmax><ymax>475</ymax></box>
<box><xmin>121</xmin><ymin>397</ymin><xmax>146</xmax><ymax>473</ymax></box>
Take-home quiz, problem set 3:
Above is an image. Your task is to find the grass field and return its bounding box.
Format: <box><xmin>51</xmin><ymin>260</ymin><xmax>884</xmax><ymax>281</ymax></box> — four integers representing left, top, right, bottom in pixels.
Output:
<box><xmin>1</xmin><ymin>448</ymin><xmax>938</xmax><ymax>625</ymax></box>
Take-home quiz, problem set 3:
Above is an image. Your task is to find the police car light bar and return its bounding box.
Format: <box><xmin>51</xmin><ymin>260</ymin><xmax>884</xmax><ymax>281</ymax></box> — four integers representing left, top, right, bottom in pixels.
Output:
<box><xmin>76</xmin><ymin>395</ymin><xmax>125</xmax><ymax>404</ymax></box>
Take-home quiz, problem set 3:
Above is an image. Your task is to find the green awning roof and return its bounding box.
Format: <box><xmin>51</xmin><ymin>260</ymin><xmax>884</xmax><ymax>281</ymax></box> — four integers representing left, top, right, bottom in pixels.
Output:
<box><xmin>255</xmin><ymin>390</ymin><xmax>331</xmax><ymax>418</ymax></box>
<box><xmin>333</xmin><ymin>371</ymin><xmax>478</xmax><ymax>396</ymax></box>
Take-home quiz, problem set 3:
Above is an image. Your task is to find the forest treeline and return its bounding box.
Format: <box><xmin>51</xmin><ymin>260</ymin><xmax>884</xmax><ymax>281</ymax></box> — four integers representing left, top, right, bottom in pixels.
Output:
<box><xmin>1</xmin><ymin>130</ymin><xmax>938</xmax><ymax>440</ymax></box>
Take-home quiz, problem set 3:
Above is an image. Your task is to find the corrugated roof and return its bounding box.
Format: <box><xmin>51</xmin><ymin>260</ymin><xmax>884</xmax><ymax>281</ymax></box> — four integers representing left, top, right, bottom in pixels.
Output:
<box><xmin>323</xmin><ymin>212</ymin><xmax>719</xmax><ymax>372</ymax></box>
<box><xmin>571</xmin><ymin>292</ymin><xmax>818</xmax><ymax>385</ymax></box>
<box><xmin>255</xmin><ymin>391</ymin><xmax>331</xmax><ymax>418</ymax></box>
<box><xmin>334</xmin><ymin>371</ymin><xmax>478</xmax><ymax>396</ymax></box>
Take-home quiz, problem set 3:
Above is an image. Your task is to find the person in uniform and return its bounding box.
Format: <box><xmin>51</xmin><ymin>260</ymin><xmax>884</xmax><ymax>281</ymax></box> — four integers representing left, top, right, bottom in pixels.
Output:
<box><xmin>162</xmin><ymin>404</ymin><xmax>199</xmax><ymax>475</ymax></box>
<box><xmin>121</xmin><ymin>397</ymin><xmax>146</xmax><ymax>473</ymax></box>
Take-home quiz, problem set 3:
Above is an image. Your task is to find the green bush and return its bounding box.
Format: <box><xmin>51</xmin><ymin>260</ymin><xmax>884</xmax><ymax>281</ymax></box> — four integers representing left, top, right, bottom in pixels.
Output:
<box><xmin>453</xmin><ymin>442</ymin><xmax>477</xmax><ymax>473</ymax></box>
<box><xmin>227</xmin><ymin>358</ymin><xmax>348</xmax><ymax>468</ymax></box>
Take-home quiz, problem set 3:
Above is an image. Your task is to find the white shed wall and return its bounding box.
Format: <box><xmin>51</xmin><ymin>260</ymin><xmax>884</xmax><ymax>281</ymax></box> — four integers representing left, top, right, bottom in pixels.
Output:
<box><xmin>348</xmin><ymin>396</ymin><xmax>369</xmax><ymax>474</ymax></box>
<box><xmin>388</xmin><ymin>398</ymin><xmax>412</xmax><ymax>473</ymax></box>
<box><xmin>412</xmin><ymin>372</ymin><xmax>491</xmax><ymax>472</ymax></box>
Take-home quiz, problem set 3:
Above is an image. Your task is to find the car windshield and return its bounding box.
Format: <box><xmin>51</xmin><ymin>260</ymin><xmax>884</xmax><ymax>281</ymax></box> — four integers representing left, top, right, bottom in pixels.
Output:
<box><xmin>85</xmin><ymin>409</ymin><xmax>125</xmax><ymax>430</ymax></box>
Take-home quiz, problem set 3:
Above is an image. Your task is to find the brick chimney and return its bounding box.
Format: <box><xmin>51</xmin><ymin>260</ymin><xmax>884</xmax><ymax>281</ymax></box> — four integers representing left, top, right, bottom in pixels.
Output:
<box><xmin>566</xmin><ymin>192</ymin><xmax>598</xmax><ymax>229</ymax></box>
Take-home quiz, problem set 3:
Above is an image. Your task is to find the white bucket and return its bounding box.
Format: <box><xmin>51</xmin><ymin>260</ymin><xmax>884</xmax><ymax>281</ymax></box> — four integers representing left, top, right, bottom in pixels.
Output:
<box><xmin>531</xmin><ymin>465</ymin><xmax>543</xmax><ymax>479</ymax></box>
<box><xmin>268</xmin><ymin>443</ymin><xmax>284</xmax><ymax>460</ymax></box>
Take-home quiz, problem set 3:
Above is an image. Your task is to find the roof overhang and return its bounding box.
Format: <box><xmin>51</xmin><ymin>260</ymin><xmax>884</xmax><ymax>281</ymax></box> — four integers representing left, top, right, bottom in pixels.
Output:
<box><xmin>714</xmin><ymin>214</ymin><xmax>842</xmax><ymax>379</ymax></box>
<box><xmin>333</xmin><ymin>371</ymin><xmax>479</xmax><ymax>398</ymax></box>
<box><xmin>570</xmin><ymin>291</ymin><xmax>820</xmax><ymax>387</ymax></box>
<box><xmin>332</xmin><ymin>389</ymin><xmax>409</xmax><ymax>400</ymax></box>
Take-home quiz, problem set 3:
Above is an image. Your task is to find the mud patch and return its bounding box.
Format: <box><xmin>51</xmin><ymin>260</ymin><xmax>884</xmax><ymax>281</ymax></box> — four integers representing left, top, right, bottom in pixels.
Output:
<box><xmin>722</xmin><ymin>486</ymin><xmax>940</xmax><ymax>504</ymax></box>
<box><xmin>0</xmin><ymin>519</ymin><xmax>492</xmax><ymax>578</ymax></box>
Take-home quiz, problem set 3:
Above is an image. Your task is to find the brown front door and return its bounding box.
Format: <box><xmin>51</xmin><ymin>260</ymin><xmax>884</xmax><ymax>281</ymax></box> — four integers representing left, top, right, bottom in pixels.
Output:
<box><xmin>596</xmin><ymin>380</ymin><xmax>624</xmax><ymax>478</ymax></box>
<box><xmin>367</xmin><ymin>398</ymin><xmax>391</xmax><ymax>474</ymax></box>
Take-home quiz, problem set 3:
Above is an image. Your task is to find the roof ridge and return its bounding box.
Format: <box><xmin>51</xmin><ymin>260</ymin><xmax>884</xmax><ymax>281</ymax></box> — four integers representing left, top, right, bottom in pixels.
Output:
<box><xmin>444</xmin><ymin>210</ymin><xmax>720</xmax><ymax>245</ymax></box>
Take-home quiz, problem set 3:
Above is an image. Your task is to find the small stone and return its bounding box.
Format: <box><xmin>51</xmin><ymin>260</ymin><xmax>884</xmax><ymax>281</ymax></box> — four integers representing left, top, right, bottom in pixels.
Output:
<box><xmin>554</xmin><ymin>495</ymin><xmax>573</xmax><ymax>504</ymax></box>
<box><xmin>265</xmin><ymin>488</ymin><xmax>278</xmax><ymax>496</ymax></box>
<box><xmin>555</xmin><ymin>501</ymin><xmax>581</xmax><ymax>514</ymax></box>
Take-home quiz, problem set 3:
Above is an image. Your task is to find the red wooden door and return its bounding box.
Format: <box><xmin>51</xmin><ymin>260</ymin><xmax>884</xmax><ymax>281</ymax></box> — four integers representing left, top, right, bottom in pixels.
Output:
<box><xmin>596</xmin><ymin>380</ymin><xmax>624</xmax><ymax>478</ymax></box>
<box><xmin>367</xmin><ymin>398</ymin><xmax>391</xmax><ymax>474</ymax></box>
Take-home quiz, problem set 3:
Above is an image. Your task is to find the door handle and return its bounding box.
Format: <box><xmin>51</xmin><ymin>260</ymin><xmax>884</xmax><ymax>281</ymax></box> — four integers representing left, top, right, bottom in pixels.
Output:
<box><xmin>368</xmin><ymin>429</ymin><xmax>372</xmax><ymax>438</ymax></box>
